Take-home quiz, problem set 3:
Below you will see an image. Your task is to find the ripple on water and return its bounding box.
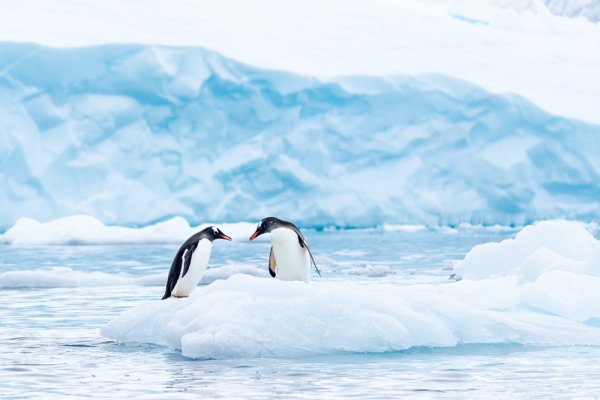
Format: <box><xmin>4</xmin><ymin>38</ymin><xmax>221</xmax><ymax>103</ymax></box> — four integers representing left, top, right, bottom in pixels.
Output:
<box><xmin>2</xmin><ymin>231</ymin><xmax>600</xmax><ymax>398</ymax></box>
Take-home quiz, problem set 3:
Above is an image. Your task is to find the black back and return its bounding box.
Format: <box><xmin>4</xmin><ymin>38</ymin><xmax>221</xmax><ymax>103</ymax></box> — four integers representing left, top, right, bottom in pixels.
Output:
<box><xmin>161</xmin><ymin>227</ymin><xmax>224</xmax><ymax>300</ymax></box>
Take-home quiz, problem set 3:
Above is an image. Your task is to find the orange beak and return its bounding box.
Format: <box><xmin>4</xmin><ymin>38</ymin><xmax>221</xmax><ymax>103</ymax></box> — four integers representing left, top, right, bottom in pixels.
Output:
<box><xmin>249</xmin><ymin>229</ymin><xmax>261</xmax><ymax>241</ymax></box>
<box><xmin>218</xmin><ymin>233</ymin><xmax>232</xmax><ymax>241</ymax></box>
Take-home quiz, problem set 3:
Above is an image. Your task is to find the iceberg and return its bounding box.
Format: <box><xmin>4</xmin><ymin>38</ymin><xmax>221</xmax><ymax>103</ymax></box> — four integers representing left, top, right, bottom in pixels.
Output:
<box><xmin>0</xmin><ymin>215</ymin><xmax>256</xmax><ymax>245</ymax></box>
<box><xmin>453</xmin><ymin>220</ymin><xmax>600</xmax><ymax>281</ymax></box>
<box><xmin>1</xmin><ymin>43</ymin><xmax>599</xmax><ymax>230</ymax></box>
<box><xmin>102</xmin><ymin>273</ymin><xmax>600</xmax><ymax>359</ymax></box>
<box><xmin>102</xmin><ymin>220</ymin><xmax>600</xmax><ymax>359</ymax></box>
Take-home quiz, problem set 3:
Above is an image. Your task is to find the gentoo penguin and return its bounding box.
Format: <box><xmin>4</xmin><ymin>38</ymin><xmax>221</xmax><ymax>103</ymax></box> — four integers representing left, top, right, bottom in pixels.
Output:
<box><xmin>162</xmin><ymin>226</ymin><xmax>232</xmax><ymax>299</ymax></box>
<box><xmin>249</xmin><ymin>217</ymin><xmax>320</xmax><ymax>282</ymax></box>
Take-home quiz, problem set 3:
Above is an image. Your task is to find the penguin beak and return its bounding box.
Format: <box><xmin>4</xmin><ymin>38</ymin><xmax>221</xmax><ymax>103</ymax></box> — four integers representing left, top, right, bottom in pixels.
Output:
<box><xmin>218</xmin><ymin>233</ymin><xmax>232</xmax><ymax>241</ymax></box>
<box><xmin>249</xmin><ymin>229</ymin><xmax>262</xmax><ymax>241</ymax></box>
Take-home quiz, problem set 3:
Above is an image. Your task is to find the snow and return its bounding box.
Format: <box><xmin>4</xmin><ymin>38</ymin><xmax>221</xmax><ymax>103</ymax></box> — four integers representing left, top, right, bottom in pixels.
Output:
<box><xmin>0</xmin><ymin>216</ymin><xmax>256</xmax><ymax>245</ymax></box>
<box><xmin>478</xmin><ymin>136</ymin><xmax>540</xmax><ymax>169</ymax></box>
<box><xmin>0</xmin><ymin>0</ymin><xmax>598</xmax><ymax>125</ymax></box>
<box><xmin>102</xmin><ymin>272</ymin><xmax>600</xmax><ymax>359</ymax></box>
<box><xmin>453</xmin><ymin>220</ymin><xmax>599</xmax><ymax>281</ymax></box>
<box><xmin>1</xmin><ymin>43</ymin><xmax>599</xmax><ymax>230</ymax></box>
<box><xmin>102</xmin><ymin>221</ymin><xmax>600</xmax><ymax>359</ymax></box>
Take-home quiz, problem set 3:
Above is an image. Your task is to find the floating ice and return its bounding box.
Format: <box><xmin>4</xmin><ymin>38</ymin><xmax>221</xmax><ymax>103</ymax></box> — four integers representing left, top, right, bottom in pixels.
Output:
<box><xmin>102</xmin><ymin>273</ymin><xmax>600</xmax><ymax>359</ymax></box>
<box><xmin>453</xmin><ymin>220</ymin><xmax>599</xmax><ymax>281</ymax></box>
<box><xmin>381</xmin><ymin>224</ymin><xmax>427</xmax><ymax>233</ymax></box>
<box><xmin>103</xmin><ymin>221</ymin><xmax>600</xmax><ymax>358</ymax></box>
<box><xmin>0</xmin><ymin>216</ymin><xmax>256</xmax><ymax>245</ymax></box>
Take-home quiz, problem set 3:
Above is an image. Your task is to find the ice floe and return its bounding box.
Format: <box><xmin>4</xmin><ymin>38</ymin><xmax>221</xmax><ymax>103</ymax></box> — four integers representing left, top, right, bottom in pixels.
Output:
<box><xmin>453</xmin><ymin>220</ymin><xmax>599</xmax><ymax>281</ymax></box>
<box><xmin>102</xmin><ymin>221</ymin><xmax>600</xmax><ymax>359</ymax></box>
<box><xmin>102</xmin><ymin>272</ymin><xmax>600</xmax><ymax>359</ymax></box>
<box><xmin>0</xmin><ymin>216</ymin><xmax>256</xmax><ymax>245</ymax></box>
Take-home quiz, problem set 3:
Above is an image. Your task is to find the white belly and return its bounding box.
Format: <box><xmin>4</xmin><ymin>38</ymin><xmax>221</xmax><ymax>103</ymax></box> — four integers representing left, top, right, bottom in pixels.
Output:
<box><xmin>172</xmin><ymin>239</ymin><xmax>212</xmax><ymax>295</ymax></box>
<box><xmin>270</xmin><ymin>228</ymin><xmax>310</xmax><ymax>282</ymax></box>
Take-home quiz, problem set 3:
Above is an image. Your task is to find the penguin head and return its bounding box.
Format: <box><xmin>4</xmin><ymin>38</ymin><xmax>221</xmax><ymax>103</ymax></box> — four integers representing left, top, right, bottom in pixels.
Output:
<box><xmin>203</xmin><ymin>226</ymin><xmax>232</xmax><ymax>241</ymax></box>
<box><xmin>249</xmin><ymin>217</ymin><xmax>282</xmax><ymax>241</ymax></box>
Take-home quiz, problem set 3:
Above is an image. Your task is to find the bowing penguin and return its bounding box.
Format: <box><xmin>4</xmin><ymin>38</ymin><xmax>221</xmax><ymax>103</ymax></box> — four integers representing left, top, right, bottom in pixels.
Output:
<box><xmin>249</xmin><ymin>217</ymin><xmax>320</xmax><ymax>282</ymax></box>
<box><xmin>162</xmin><ymin>226</ymin><xmax>231</xmax><ymax>299</ymax></box>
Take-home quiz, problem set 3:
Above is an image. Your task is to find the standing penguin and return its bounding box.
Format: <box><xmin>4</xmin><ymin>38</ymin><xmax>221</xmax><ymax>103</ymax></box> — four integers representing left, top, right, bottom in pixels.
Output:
<box><xmin>249</xmin><ymin>217</ymin><xmax>320</xmax><ymax>282</ymax></box>
<box><xmin>162</xmin><ymin>226</ymin><xmax>232</xmax><ymax>299</ymax></box>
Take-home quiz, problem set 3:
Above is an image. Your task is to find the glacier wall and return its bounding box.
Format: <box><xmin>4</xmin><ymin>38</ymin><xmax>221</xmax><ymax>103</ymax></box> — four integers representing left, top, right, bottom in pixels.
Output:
<box><xmin>1</xmin><ymin>42</ymin><xmax>599</xmax><ymax>230</ymax></box>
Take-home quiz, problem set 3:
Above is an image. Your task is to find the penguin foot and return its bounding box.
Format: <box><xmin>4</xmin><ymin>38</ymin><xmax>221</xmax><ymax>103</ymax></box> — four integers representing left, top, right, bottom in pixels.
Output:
<box><xmin>172</xmin><ymin>291</ymin><xmax>189</xmax><ymax>298</ymax></box>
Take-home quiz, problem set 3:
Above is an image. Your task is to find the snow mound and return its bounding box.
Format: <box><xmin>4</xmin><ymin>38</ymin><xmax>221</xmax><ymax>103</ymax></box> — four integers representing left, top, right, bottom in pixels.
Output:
<box><xmin>102</xmin><ymin>272</ymin><xmax>600</xmax><ymax>359</ymax></box>
<box><xmin>453</xmin><ymin>220</ymin><xmax>600</xmax><ymax>282</ymax></box>
<box><xmin>0</xmin><ymin>216</ymin><xmax>256</xmax><ymax>245</ymax></box>
<box><xmin>0</xmin><ymin>264</ymin><xmax>266</xmax><ymax>289</ymax></box>
<box><xmin>1</xmin><ymin>43</ymin><xmax>600</xmax><ymax>230</ymax></box>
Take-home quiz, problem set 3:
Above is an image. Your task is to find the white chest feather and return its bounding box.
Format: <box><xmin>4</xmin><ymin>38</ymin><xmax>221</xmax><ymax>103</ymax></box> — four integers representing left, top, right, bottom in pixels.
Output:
<box><xmin>172</xmin><ymin>239</ymin><xmax>212</xmax><ymax>295</ymax></box>
<box><xmin>270</xmin><ymin>228</ymin><xmax>310</xmax><ymax>282</ymax></box>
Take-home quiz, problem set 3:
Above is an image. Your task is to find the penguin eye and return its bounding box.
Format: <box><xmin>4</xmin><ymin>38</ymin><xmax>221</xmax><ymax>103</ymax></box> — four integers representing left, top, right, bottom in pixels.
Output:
<box><xmin>212</xmin><ymin>227</ymin><xmax>218</xmax><ymax>234</ymax></box>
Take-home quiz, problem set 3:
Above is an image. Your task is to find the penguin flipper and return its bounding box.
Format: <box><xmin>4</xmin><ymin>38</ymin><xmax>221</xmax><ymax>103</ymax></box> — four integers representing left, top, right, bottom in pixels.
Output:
<box><xmin>268</xmin><ymin>246</ymin><xmax>277</xmax><ymax>278</ymax></box>
<box><xmin>296</xmin><ymin>234</ymin><xmax>321</xmax><ymax>277</ymax></box>
<box><xmin>180</xmin><ymin>242</ymin><xmax>197</xmax><ymax>278</ymax></box>
<box><xmin>162</xmin><ymin>247</ymin><xmax>185</xmax><ymax>300</ymax></box>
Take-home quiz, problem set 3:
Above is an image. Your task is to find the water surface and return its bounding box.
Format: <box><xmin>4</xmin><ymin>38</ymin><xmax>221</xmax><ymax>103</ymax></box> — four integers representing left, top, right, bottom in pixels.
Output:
<box><xmin>2</xmin><ymin>229</ymin><xmax>600</xmax><ymax>399</ymax></box>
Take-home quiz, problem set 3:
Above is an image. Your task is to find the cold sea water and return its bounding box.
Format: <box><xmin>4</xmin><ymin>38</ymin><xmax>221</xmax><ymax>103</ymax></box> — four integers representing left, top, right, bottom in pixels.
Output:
<box><xmin>2</xmin><ymin>228</ymin><xmax>600</xmax><ymax>399</ymax></box>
